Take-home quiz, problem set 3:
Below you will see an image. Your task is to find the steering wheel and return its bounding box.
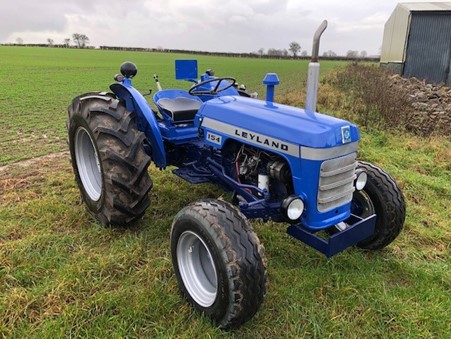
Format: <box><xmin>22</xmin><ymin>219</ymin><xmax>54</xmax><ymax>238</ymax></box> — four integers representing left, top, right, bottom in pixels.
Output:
<box><xmin>189</xmin><ymin>77</ymin><xmax>236</xmax><ymax>96</ymax></box>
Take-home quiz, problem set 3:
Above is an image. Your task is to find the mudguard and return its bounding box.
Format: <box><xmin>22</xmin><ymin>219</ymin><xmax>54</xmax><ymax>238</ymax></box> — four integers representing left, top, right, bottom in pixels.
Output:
<box><xmin>110</xmin><ymin>80</ymin><xmax>166</xmax><ymax>168</ymax></box>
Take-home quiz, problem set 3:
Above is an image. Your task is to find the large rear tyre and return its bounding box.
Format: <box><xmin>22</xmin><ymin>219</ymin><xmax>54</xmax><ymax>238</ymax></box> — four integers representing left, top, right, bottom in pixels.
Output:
<box><xmin>67</xmin><ymin>93</ymin><xmax>152</xmax><ymax>226</ymax></box>
<box><xmin>170</xmin><ymin>199</ymin><xmax>267</xmax><ymax>329</ymax></box>
<box><xmin>353</xmin><ymin>161</ymin><xmax>406</xmax><ymax>250</ymax></box>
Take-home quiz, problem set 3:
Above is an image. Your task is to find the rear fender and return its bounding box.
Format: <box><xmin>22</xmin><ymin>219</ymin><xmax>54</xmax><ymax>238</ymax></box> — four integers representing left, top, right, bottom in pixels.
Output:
<box><xmin>110</xmin><ymin>82</ymin><xmax>166</xmax><ymax>168</ymax></box>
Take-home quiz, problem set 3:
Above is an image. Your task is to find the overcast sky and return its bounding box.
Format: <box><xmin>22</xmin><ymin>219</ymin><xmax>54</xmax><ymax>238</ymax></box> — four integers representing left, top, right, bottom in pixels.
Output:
<box><xmin>0</xmin><ymin>0</ymin><xmax>440</xmax><ymax>55</ymax></box>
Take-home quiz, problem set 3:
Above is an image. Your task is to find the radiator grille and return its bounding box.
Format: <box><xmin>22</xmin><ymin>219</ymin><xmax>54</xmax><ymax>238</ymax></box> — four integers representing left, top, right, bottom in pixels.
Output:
<box><xmin>317</xmin><ymin>152</ymin><xmax>357</xmax><ymax>212</ymax></box>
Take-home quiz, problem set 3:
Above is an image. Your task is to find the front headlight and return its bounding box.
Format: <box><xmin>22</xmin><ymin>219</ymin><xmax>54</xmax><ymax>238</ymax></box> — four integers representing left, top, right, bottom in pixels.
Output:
<box><xmin>281</xmin><ymin>195</ymin><xmax>304</xmax><ymax>222</ymax></box>
<box><xmin>355</xmin><ymin>170</ymin><xmax>367</xmax><ymax>191</ymax></box>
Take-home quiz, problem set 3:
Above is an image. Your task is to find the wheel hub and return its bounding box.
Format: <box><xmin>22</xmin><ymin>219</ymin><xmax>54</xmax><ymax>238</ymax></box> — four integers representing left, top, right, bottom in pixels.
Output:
<box><xmin>177</xmin><ymin>231</ymin><xmax>217</xmax><ymax>307</ymax></box>
<box><xmin>352</xmin><ymin>190</ymin><xmax>375</xmax><ymax>218</ymax></box>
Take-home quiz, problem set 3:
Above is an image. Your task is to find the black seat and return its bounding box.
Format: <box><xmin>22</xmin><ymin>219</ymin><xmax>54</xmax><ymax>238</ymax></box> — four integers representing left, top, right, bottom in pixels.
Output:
<box><xmin>157</xmin><ymin>97</ymin><xmax>202</xmax><ymax>122</ymax></box>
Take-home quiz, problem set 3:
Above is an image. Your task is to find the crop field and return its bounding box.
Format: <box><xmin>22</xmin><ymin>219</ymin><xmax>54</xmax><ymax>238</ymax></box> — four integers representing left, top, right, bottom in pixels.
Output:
<box><xmin>0</xmin><ymin>47</ymin><xmax>342</xmax><ymax>166</ymax></box>
<box><xmin>0</xmin><ymin>46</ymin><xmax>450</xmax><ymax>338</ymax></box>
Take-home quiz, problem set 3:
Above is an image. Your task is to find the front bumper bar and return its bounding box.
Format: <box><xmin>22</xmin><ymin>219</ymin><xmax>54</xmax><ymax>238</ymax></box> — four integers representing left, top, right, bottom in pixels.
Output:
<box><xmin>287</xmin><ymin>214</ymin><xmax>376</xmax><ymax>258</ymax></box>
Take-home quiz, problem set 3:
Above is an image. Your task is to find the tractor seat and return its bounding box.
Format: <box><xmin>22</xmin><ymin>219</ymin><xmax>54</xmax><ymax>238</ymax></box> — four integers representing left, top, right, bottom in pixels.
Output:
<box><xmin>157</xmin><ymin>97</ymin><xmax>202</xmax><ymax>122</ymax></box>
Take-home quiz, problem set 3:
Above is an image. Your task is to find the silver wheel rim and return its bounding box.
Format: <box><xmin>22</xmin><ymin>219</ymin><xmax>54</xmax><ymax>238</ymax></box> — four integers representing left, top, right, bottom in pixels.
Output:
<box><xmin>177</xmin><ymin>231</ymin><xmax>218</xmax><ymax>307</ymax></box>
<box><xmin>74</xmin><ymin>127</ymin><xmax>102</xmax><ymax>201</ymax></box>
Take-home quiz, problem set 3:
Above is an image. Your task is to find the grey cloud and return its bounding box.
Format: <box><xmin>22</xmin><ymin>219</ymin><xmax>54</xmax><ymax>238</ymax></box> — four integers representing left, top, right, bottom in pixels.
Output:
<box><xmin>0</xmin><ymin>2</ymin><xmax>67</xmax><ymax>39</ymax></box>
<box><xmin>0</xmin><ymin>0</ymin><xmax>432</xmax><ymax>55</ymax></box>
<box><xmin>0</xmin><ymin>0</ymin><xmax>150</xmax><ymax>40</ymax></box>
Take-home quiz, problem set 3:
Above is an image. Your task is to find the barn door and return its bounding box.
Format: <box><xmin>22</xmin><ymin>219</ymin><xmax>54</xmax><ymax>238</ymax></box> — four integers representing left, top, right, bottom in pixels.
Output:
<box><xmin>404</xmin><ymin>12</ymin><xmax>451</xmax><ymax>84</ymax></box>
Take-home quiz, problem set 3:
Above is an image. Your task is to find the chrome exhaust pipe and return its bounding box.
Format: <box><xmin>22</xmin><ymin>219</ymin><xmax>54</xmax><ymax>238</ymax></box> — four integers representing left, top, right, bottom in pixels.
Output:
<box><xmin>305</xmin><ymin>20</ymin><xmax>328</xmax><ymax>112</ymax></box>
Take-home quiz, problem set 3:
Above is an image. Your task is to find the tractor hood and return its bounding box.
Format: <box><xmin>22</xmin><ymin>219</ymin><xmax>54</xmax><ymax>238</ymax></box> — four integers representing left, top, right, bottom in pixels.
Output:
<box><xmin>198</xmin><ymin>96</ymin><xmax>359</xmax><ymax>149</ymax></box>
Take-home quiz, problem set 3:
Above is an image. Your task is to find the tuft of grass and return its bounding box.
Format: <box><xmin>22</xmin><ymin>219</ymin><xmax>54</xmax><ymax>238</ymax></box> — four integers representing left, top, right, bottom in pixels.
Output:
<box><xmin>315</xmin><ymin>64</ymin><xmax>410</xmax><ymax>130</ymax></box>
<box><xmin>316</xmin><ymin>63</ymin><xmax>450</xmax><ymax>137</ymax></box>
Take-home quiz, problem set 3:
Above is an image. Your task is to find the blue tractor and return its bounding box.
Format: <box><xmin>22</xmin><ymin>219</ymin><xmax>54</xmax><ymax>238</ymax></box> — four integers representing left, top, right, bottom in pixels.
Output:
<box><xmin>67</xmin><ymin>25</ymin><xmax>405</xmax><ymax>329</ymax></box>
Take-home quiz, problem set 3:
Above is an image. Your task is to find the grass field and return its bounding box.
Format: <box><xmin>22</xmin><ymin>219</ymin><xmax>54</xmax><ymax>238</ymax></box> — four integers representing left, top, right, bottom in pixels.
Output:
<box><xmin>0</xmin><ymin>47</ymin><xmax>450</xmax><ymax>338</ymax></box>
<box><xmin>0</xmin><ymin>46</ymin><xmax>341</xmax><ymax>166</ymax></box>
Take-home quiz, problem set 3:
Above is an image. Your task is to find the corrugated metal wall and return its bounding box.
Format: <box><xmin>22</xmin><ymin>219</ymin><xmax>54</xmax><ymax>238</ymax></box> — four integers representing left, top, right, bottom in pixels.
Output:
<box><xmin>404</xmin><ymin>12</ymin><xmax>451</xmax><ymax>84</ymax></box>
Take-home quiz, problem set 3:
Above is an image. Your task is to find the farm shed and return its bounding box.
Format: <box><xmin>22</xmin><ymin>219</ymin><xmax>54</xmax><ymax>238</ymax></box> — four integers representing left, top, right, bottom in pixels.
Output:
<box><xmin>380</xmin><ymin>2</ymin><xmax>451</xmax><ymax>84</ymax></box>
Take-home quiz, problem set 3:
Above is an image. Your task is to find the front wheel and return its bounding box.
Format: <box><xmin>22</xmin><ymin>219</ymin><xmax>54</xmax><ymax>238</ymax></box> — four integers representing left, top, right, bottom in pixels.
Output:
<box><xmin>352</xmin><ymin>161</ymin><xmax>406</xmax><ymax>250</ymax></box>
<box><xmin>170</xmin><ymin>199</ymin><xmax>267</xmax><ymax>329</ymax></box>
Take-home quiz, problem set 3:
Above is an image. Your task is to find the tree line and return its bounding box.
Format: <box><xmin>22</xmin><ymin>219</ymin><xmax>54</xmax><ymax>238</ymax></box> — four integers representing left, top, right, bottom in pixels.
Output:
<box><xmin>7</xmin><ymin>36</ymin><xmax>376</xmax><ymax>60</ymax></box>
<box><xmin>14</xmin><ymin>33</ymin><xmax>90</xmax><ymax>48</ymax></box>
<box><xmin>255</xmin><ymin>43</ymin><xmax>371</xmax><ymax>58</ymax></box>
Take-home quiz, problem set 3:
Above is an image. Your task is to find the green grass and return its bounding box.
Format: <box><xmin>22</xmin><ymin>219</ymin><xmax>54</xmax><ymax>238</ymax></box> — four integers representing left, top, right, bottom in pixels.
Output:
<box><xmin>0</xmin><ymin>46</ymin><xmax>341</xmax><ymax>165</ymax></box>
<box><xmin>0</xmin><ymin>46</ymin><xmax>450</xmax><ymax>337</ymax></box>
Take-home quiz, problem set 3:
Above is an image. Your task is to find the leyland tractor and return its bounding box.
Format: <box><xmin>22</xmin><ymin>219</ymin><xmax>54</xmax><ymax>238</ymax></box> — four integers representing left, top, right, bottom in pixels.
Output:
<box><xmin>66</xmin><ymin>23</ymin><xmax>405</xmax><ymax>329</ymax></box>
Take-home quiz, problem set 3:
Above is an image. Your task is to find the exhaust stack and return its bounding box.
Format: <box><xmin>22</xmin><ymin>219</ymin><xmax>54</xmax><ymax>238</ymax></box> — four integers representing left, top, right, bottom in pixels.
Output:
<box><xmin>305</xmin><ymin>20</ymin><xmax>328</xmax><ymax>112</ymax></box>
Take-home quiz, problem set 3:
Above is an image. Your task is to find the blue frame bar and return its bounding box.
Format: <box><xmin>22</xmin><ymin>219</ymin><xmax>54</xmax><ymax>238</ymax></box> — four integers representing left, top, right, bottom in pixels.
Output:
<box><xmin>287</xmin><ymin>214</ymin><xmax>376</xmax><ymax>258</ymax></box>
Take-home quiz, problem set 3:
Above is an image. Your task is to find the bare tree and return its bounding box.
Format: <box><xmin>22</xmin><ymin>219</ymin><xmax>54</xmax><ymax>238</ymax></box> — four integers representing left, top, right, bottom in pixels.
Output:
<box><xmin>288</xmin><ymin>41</ymin><xmax>301</xmax><ymax>57</ymax></box>
<box><xmin>346</xmin><ymin>50</ymin><xmax>359</xmax><ymax>58</ymax></box>
<box><xmin>360</xmin><ymin>50</ymin><xmax>368</xmax><ymax>58</ymax></box>
<box><xmin>16</xmin><ymin>37</ymin><xmax>23</xmax><ymax>45</ymax></box>
<box><xmin>301</xmin><ymin>50</ymin><xmax>308</xmax><ymax>57</ymax></box>
<box><xmin>64</xmin><ymin>38</ymin><xmax>71</xmax><ymax>48</ymax></box>
<box><xmin>323</xmin><ymin>50</ymin><xmax>337</xmax><ymax>57</ymax></box>
<box><xmin>268</xmin><ymin>48</ymin><xmax>284</xmax><ymax>56</ymax></box>
<box><xmin>258</xmin><ymin>48</ymin><xmax>265</xmax><ymax>56</ymax></box>
<box><xmin>72</xmin><ymin>33</ymin><xmax>90</xmax><ymax>48</ymax></box>
<box><xmin>47</xmin><ymin>38</ymin><xmax>54</xmax><ymax>47</ymax></box>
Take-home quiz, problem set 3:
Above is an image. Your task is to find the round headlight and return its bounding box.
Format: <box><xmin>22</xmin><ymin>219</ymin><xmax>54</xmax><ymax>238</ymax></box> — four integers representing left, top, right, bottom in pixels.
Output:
<box><xmin>355</xmin><ymin>171</ymin><xmax>367</xmax><ymax>191</ymax></box>
<box><xmin>287</xmin><ymin>199</ymin><xmax>304</xmax><ymax>220</ymax></box>
<box><xmin>281</xmin><ymin>195</ymin><xmax>304</xmax><ymax>222</ymax></box>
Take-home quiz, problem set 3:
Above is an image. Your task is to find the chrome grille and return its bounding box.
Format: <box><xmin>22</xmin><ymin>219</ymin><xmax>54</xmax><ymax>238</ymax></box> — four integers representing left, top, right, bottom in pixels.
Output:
<box><xmin>317</xmin><ymin>152</ymin><xmax>357</xmax><ymax>212</ymax></box>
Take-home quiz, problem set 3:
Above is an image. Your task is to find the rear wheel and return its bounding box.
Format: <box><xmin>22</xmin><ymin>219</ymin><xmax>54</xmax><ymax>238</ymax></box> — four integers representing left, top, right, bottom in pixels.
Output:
<box><xmin>170</xmin><ymin>199</ymin><xmax>267</xmax><ymax>329</ymax></box>
<box><xmin>353</xmin><ymin>161</ymin><xmax>406</xmax><ymax>250</ymax></box>
<box><xmin>67</xmin><ymin>93</ymin><xmax>152</xmax><ymax>225</ymax></box>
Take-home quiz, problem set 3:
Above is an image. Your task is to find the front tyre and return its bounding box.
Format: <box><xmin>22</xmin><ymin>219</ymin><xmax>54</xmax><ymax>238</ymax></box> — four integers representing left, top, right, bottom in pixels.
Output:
<box><xmin>170</xmin><ymin>199</ymin><xmax>267</xmax><ymax>329</ymax></box>
<box><xmin>67</xmin><ymin>93</ymin><xmax>152</xmax><ymax>226</ymax></box>
<box><xmin>353</xmin><ymin>161</ymin><xmax>406</xmax><ymax>250</ymax></box>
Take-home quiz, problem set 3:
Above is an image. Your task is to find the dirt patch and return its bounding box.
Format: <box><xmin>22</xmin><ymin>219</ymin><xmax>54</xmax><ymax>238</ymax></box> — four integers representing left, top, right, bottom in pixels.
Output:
<box><xmin>0</xmin><ymin>152</ymin><xmax>69</xmax><ymax>175</ymax></box>
<box><xmin>0</xmin><ymin>152</ymin><xmax>71</xmax><ymax>203</ymax></box>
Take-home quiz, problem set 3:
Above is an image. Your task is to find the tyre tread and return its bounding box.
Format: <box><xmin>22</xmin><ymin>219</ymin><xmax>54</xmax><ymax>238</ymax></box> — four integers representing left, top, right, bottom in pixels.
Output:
<box><xmin>356</xmin><ymin>161</ymin><xmax>406</xmax><ymax>250</ymax></box>
<box><xmin>172</xmin><ymin>199</ymin><xmax>267</xmax><ymax>329</ymax></box>
<box><xmin>67</xmin><ymin>93</ymin><xmax>152</xmax><ymax>226</ymax></box>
